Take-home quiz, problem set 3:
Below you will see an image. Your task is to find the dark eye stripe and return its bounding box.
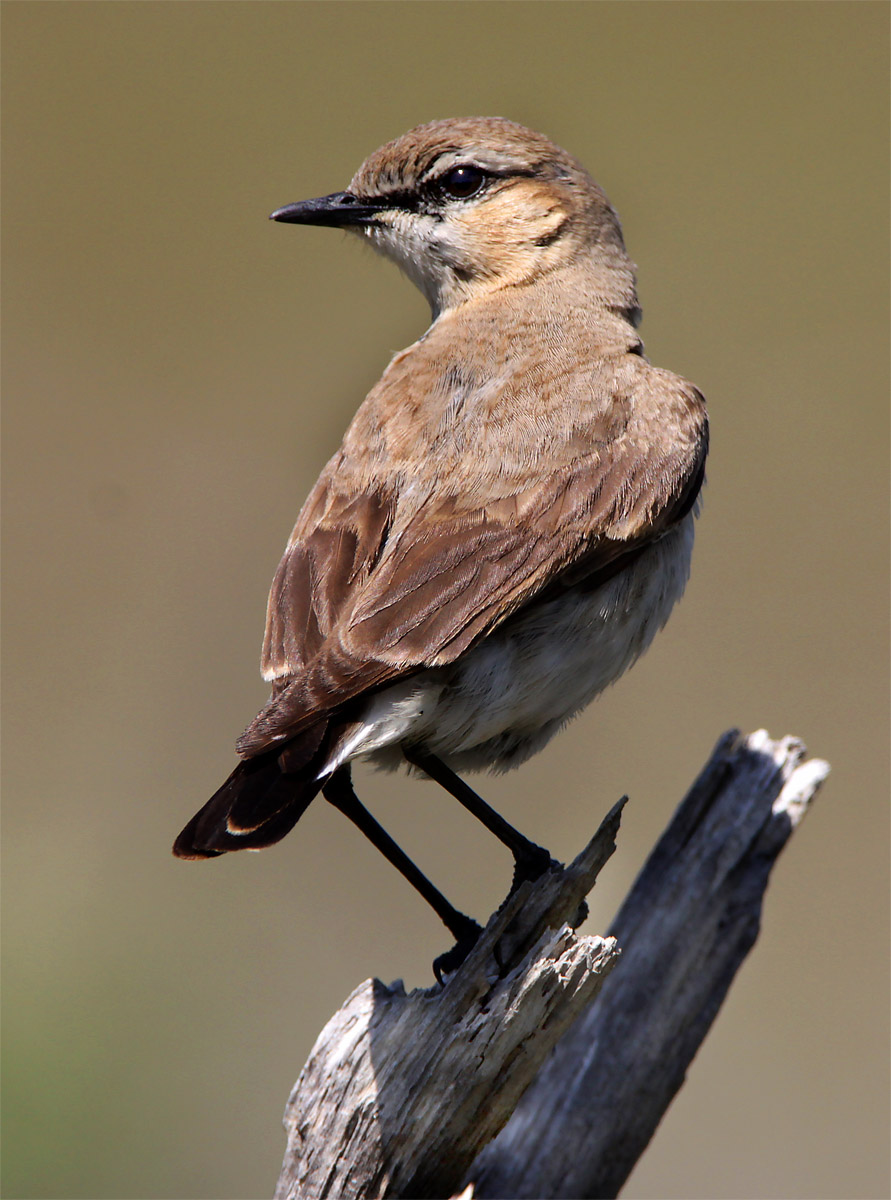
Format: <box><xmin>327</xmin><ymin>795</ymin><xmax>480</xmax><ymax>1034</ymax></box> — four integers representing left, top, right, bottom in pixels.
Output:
<box><xmin>358</xmin><ymin>167</ymin><xmax>537</xmax><ymax>219</ymax></box>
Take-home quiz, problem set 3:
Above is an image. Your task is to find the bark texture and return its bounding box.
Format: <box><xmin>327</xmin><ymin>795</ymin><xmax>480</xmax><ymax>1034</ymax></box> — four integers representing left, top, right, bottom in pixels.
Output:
<box><xmin>274</xmin><ymin>730</ymin><xmax>828</xmax><ymax>1200</ymax></box>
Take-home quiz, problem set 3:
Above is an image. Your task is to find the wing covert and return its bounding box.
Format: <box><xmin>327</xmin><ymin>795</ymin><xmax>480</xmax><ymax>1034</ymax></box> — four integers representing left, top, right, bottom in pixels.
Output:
<box><xmin>241</xmin><ymin>371</ymin><xmax>707</xmax><ymax>757</ymax></box>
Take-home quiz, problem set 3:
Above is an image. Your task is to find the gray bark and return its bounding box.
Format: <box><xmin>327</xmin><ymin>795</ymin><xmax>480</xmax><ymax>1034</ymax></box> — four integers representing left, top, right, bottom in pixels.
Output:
<box><xmin>274</xmin><ymin>730</ymin><xmax>829</xmax><ymax>1200</ymax></box>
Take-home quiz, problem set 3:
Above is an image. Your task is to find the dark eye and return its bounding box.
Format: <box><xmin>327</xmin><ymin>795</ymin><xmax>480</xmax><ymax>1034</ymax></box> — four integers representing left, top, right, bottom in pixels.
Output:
<box><xmin>438</xmin><ymin>165</ymin><xmax>486</xmax><ymax>200</ymax></box>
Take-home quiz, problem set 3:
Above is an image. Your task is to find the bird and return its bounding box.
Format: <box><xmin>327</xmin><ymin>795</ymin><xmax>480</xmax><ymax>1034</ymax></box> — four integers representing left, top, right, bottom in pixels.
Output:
<box><xmin>174</xmin><ymin>117</ymin><xmax>708</xmax><ymax>978</ymax></box>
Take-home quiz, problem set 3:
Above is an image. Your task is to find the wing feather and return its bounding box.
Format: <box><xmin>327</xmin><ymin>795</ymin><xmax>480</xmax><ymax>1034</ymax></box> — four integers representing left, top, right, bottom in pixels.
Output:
<box><xmin>261</xmin><ymin>486</ymin><xmax>392</xmax><ymax>680</ymax></box>
<box><xmin>238</xmin><ymin>370</ymin><xmax>707</xmax><ymax>757</ymax></box>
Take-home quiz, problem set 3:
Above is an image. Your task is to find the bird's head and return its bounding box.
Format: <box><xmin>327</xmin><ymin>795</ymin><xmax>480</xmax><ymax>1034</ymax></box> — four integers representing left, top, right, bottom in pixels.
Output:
<box><xmin>271</xmin><ymin>117</ymin><xmax>632</xmax><ymax>317</ymax></box>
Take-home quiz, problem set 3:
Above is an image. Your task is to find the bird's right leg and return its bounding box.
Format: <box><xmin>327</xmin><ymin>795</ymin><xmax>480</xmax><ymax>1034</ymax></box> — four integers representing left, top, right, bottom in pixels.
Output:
<box><xmin>403</xmin><ymin>747</ymin><xmax>559</xmax><ymax>891</ymax></box>
<box><xmin>322</xmin><ymin>767</ymin><xmax>482</xmax><ymax>982</ymax></box>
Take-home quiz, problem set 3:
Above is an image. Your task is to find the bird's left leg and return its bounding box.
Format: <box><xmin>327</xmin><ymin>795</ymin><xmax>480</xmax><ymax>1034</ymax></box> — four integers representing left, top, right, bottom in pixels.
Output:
<box><xmin>402</xmin><ymin>747</ymin><xmax>559</xmax><ymax>892</ymax></box>
<box><xmin>322</xmin><ymin>766</ymin><xmax>482</xmax><ymax>981</ymax></box>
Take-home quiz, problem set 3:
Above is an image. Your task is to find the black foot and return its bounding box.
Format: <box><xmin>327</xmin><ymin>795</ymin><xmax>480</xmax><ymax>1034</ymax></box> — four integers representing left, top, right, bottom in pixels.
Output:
<box><xmin>510</xmin><ymin>843</ymin><xmax>562</xmax><ymax>893</ymax></box>
<box><xmin>433</xmin><ymin>916</ymin><xmax>484</xmax><ymax>985</ymax></box>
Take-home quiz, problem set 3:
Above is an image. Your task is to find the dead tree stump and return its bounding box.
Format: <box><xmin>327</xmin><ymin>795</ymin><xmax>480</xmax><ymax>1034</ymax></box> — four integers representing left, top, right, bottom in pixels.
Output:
<box><xmin>274</xmin><ymin>729</ymin><xmax>829</xmax><ymax>1200</ymax></box>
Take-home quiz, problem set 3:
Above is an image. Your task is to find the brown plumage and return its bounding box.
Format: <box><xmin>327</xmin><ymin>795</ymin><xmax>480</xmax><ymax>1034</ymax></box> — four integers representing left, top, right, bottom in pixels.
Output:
<box><xmin>173</xmin><ymin>118</ymin><xmax>707</xmax><ymax>934</ymax></box>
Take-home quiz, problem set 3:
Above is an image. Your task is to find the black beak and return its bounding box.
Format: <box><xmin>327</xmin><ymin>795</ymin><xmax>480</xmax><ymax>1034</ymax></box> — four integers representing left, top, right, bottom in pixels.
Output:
<box><xmin>269</xmin><ymin>191</ymin><xmax>387</xmax><ymax>228</ymax></box>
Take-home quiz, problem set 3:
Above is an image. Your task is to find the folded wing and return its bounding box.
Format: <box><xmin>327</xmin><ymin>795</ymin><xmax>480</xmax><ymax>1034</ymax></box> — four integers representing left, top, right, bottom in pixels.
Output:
<box><xmin>238</xmin><ymin>369</ymin><xmax>708</xmax><ymax>758</ymax></box>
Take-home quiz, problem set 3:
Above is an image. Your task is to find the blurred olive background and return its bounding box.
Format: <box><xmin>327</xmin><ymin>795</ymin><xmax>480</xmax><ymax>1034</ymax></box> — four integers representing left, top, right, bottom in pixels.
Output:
<box><xmin>3</xmin><ymin>3</ymin><xmax>888</xmax><ymax>1198</ymax></box>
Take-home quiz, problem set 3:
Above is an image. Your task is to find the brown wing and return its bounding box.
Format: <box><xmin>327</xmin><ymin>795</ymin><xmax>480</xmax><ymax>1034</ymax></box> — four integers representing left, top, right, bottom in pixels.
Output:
<box><xmin>261</xmin><ymin>485</ymin><xmax>394</xmax><ymax>682</ymax></box>
<box><xmin>236</xmin><ymin>371</ymin><xmax>707</xmax><ymax>758</ymax></box>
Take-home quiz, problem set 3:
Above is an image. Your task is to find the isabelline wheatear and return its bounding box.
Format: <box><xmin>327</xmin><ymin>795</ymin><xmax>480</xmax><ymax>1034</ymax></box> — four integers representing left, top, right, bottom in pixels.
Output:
<box><xmin>174</xmin><ymin>118</ymin><xmax>708</xmax><ymax>976</ymax></box>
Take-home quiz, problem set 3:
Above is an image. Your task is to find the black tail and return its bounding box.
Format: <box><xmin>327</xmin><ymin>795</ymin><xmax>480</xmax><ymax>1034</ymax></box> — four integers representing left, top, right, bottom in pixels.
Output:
<box><xmin>173</xmin><ymin>722</ymin><xmax>328</xmax><ymax>859</ymax></box>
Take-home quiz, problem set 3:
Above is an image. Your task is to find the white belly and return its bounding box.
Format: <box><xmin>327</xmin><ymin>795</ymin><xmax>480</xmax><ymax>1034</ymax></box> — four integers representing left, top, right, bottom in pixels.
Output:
<box><xmin>322</xmin><ymin>513</ymin><xmax>696</xmax><ymax>776</ymax></box>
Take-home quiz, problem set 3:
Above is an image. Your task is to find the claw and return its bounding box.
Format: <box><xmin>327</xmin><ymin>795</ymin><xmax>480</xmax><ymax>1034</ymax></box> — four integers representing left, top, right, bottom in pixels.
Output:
<box><xmin>433</xmin><ymin>917</ymin><xmax>484</xmax><ymax>984</ymax></box>
<box><xmin>510</xmin><ymin>845</ymin><xmax>561</xmax><ymax>893</ymax></box>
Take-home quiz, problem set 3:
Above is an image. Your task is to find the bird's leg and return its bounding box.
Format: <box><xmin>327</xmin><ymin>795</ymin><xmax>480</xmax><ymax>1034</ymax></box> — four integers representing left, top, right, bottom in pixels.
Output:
<box><xmin>403</xmin><ymin>747</ymin><xmax>559</xmax><ymax>892</ymax></box>
<box><xmin>322</xmin><ymin>767</ymin><xmax>482</xmax><ymax>982</ymax></box>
